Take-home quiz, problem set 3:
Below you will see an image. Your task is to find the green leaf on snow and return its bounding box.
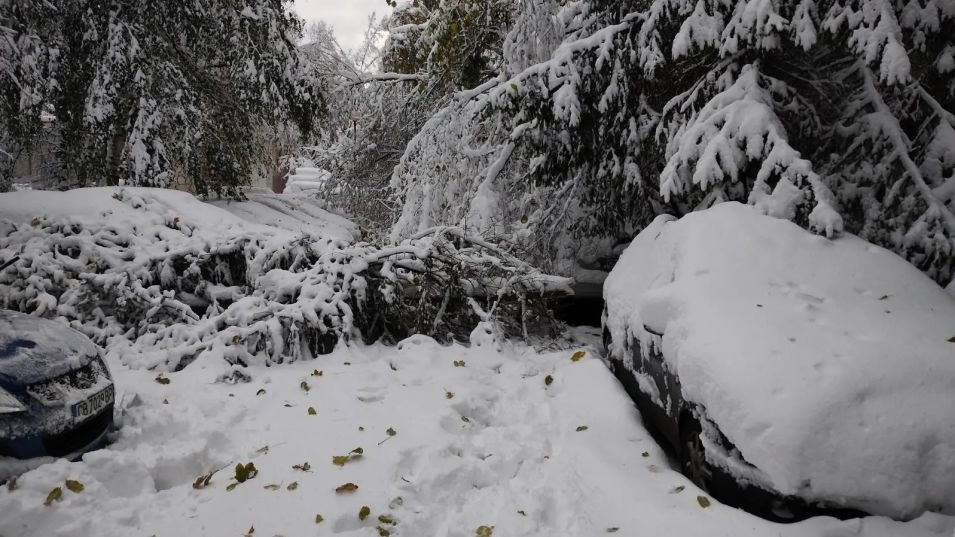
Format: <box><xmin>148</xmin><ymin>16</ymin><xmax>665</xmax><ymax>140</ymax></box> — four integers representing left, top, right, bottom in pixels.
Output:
<box><xmin>44</xmin><ymin>487</ymin><xmax>63</xmax><ymax>506</ymax></box>
<box><xmin>234</xmin><ymin>462</ymin><xmax>258</xmax><ymax>483</ymax></box>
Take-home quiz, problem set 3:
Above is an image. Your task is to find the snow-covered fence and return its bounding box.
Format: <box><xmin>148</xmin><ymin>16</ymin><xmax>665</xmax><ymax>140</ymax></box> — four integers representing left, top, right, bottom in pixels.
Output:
<box><xmin>0</xmin><ymin>188</ymin><xmax>570</xmax><ymax>371</ymax></box>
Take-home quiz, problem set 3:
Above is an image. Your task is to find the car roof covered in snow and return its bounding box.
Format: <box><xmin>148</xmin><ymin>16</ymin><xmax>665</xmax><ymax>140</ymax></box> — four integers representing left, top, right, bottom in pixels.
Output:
<box><xmin>604</xmin><ymin>202</ymin><xmax>955</xmax><ymax>519</ymax></box>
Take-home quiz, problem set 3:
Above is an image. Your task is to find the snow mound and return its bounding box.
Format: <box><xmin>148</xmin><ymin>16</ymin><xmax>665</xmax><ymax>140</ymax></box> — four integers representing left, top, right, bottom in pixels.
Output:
<box><xmin>284</xmin><ymin>166</ymin><xmax>331</xmax><ymax>194</ymax></box>
<box><xmin>604</xmin><ymin>202</ymin><xmax>955</xmax><ymax>519</ymax></box>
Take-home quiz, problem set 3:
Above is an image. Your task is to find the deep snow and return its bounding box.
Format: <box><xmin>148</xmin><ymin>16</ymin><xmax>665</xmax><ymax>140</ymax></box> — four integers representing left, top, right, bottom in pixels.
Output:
<box><xmin>604</xmin><ymin>203</ymin><xmax>955</xmax><ymax>519</ymax></box>
<box><xmin>0</xmin><ymin>334</ymin><xmax>953</xmax><ymax>537</ymax></box>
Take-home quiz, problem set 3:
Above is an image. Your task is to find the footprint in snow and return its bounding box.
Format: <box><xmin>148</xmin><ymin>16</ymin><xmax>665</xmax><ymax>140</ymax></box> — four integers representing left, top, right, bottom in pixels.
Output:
<box><xmin>356</xmin><ymin>386</ymin><xmax>386</xmax><ymax>403</ymax></box>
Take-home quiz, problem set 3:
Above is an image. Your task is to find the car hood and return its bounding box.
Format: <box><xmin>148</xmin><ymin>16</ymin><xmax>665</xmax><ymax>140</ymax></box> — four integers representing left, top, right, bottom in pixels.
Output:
<box><xmin>0</xmin><ymin>311</ymin><xmax>98</xmax><ymax>385</ymax></box>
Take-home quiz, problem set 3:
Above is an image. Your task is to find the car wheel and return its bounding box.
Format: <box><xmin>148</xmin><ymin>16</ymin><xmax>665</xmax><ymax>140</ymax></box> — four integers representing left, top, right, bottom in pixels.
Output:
<box><xmin>680</xmin><ymin>418</ymin><xmax>712</xmax><ymax>491</ymax></box>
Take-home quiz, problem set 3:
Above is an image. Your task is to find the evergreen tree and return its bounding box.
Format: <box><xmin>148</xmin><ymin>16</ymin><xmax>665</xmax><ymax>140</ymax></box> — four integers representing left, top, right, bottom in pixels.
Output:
<box><xmin>0</xmin><ymin>0</ymin><xmax>319</xmax><ymax>194</ymax></box>
<box><xmin>383</xmin><ymin>0</ymin><xmax>514</xmax><ymax>91</ymax></box>
<box><xmin>391</xmin><ymin>0</ymin><xmax>955</xmax><ymax>286</ymax></box>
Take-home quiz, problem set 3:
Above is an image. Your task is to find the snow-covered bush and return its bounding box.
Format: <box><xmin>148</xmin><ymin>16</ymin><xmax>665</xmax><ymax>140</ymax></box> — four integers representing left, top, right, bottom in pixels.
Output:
<box><xmin>391</xmin><ymin>0</ymin><xmax>955</xmax><ymax>286</ymax></box>
<box><xmin>0</xmin><ymin>188</ymin><xmax>568</xmax><ymax>372</ymax></box>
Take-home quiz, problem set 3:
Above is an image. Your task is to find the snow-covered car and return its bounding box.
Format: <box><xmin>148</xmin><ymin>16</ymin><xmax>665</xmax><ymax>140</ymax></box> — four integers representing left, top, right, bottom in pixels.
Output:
<box><xmin>602</xmin><ymin>202</ymin><xmax>955</xmax><ymax>521</ymax></box>
<box><xmin>0</xmin><ymin>310</ymin><xmax>114</xmax><ymax>470</ymax></box>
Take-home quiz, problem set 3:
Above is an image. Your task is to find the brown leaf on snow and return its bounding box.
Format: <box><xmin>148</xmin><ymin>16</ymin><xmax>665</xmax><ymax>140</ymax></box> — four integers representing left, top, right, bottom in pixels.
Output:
<box><xmin>336</xmin><ymin>482</ymin><xmax>359</xmax><ymax>493</ymax></box>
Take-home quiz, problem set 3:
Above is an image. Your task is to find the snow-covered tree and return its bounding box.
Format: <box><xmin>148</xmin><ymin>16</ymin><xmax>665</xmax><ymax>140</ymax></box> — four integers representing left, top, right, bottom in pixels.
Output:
<box><xmin>295</xmin><ymin>1</ymin><xmax>517</xmax><ymax>238</ymax></box>
<box><xmin>391</xmin><ymin>0</ymin><xmax>955</xmax><ymax>286</ymax></box>
<box><xmin>383</xmin><ymin>0</ymin><xmax>514</xmax><ymax>91</ymax></box>
<box><xmin>291</xmin><ymin>18</ymin><xmax>426</xmax><ymax>237</ymax></box>
<box><xmin>0</xmin><ymin>0</ymin><xmax>319</xmax><ymax>194</ymax></box>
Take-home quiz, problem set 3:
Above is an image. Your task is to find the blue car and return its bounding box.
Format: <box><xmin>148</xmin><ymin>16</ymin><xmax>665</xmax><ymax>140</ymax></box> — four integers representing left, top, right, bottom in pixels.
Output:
<box><xmin>0</xmin><ymin>310</ymin><xmax>114</xmax><ymax>468</ymax></box>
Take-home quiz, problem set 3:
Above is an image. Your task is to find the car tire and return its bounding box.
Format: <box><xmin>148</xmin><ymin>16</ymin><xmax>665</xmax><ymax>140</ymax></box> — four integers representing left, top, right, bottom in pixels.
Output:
<box><xmin>679</xmin><ymin>417</ymin><xmax>712</xmax><ymax>491</ymax></box>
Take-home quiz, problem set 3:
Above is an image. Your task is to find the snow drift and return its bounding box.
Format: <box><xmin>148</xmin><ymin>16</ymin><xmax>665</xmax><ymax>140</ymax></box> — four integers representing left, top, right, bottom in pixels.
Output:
<box><xmin>604</xmin><ymin>202</ymin><xmax>955</xmax><ymax>519</ymax></box>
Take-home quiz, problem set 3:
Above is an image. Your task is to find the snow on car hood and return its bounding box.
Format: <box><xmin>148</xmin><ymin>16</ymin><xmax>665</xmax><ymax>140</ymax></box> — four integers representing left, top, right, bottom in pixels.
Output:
<box><xmin>604</xmin><ymin>202</ymin><xmax>955</xmax><ymax>519</ymax></box>
<box><xmin>0</xmin><ymin>310</ymin><xmax>98</xmax><ymax>385</ymax></box>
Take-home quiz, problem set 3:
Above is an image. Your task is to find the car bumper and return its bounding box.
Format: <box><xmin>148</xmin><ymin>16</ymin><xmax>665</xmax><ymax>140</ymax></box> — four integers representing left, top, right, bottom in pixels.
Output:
<box><xmin>0</xmin><ymin>404</ymin><xmax>113</xmax><ymax>460</ymax></box>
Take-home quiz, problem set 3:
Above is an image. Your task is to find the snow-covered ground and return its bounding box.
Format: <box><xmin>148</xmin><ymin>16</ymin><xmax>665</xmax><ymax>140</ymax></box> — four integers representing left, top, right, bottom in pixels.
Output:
<box><xmin>1</xmin><ymin>333</ymin><xmax>952</xmax><ymax>537</ymax></box>
<box><xmin>209</xmin><ymin>188</ymin><xmax>357</xmax><ymax>240</ymax></box>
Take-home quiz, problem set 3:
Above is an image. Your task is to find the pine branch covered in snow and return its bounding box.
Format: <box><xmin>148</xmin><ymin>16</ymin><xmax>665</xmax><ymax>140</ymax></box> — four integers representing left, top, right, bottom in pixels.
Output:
<box><xmin>390</xmin><ymin>0</ymin><xmax>955</xmax><ymax>286</ymax></box>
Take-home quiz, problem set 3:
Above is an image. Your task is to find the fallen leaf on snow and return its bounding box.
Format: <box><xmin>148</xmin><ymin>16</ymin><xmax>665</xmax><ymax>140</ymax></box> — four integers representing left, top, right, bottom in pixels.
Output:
<box><xmin>44</xmin><ymin>487</ymin><xmax>63</xmax><ymax>506</ymax></box>
<box><xmin>336</xmin><ymin>482</ymin><xmax>359</xmax><ymax>493</ymax></box>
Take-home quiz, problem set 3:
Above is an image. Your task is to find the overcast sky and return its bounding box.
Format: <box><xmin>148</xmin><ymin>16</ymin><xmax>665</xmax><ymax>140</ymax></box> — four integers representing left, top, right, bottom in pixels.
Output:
<box><xmin>293</xmin><ymin>0</ymin><xmax>393</xmax><ymax>51</ymax></box>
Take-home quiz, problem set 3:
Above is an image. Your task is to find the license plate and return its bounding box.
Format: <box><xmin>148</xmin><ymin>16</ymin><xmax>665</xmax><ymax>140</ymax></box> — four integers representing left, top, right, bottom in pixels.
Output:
<box><xmin>71</xmin><ymin>385</ymin><xmax>114</xmax><ymax>420</ymax></box>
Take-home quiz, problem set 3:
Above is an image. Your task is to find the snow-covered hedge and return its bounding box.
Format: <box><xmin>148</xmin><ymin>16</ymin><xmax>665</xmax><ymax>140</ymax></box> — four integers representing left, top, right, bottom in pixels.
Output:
<box><xmin>0</xmin><ymin>188</ymin><xmax>569</xmax><ymax>372</ymax></box>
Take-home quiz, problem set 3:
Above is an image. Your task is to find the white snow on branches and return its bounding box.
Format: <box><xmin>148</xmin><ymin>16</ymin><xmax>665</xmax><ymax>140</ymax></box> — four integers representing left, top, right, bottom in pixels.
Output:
<box><xmin>0</xmin><ymin>188</ymin><xmax>568</xmax><ymax>373</ymax></box>
<box><xmin>659</xmin><ymin>64</ymin><xmax>843</xmax><ymax>235</ymax></box>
